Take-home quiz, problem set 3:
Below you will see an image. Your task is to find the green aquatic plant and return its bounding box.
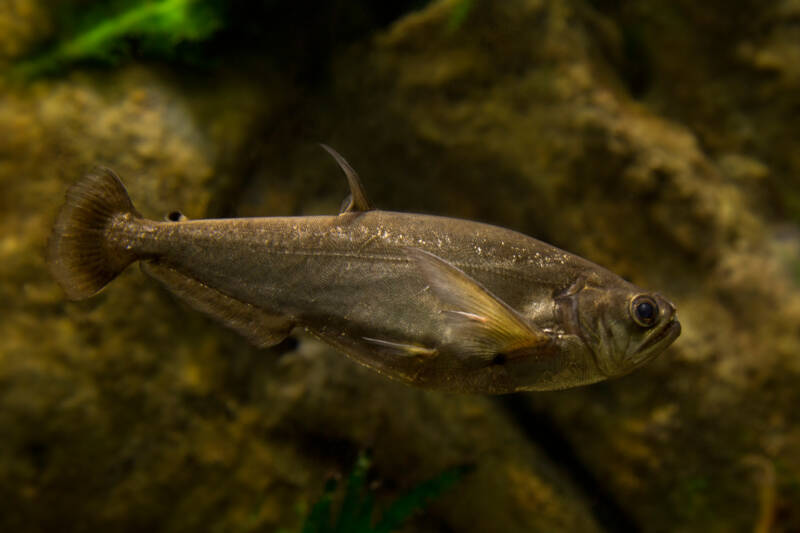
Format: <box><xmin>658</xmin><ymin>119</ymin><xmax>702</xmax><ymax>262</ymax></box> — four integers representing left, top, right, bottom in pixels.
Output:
<box><xmin>290</xmin><ymin>454</ymin><xmax>469</xmax><ymax>533</ymax></box>
<box><xmin>10</xmin><ymin>0</ymin><xmax>222</xmax><ymax>79</ymax></box>
<box><xmin>447</xmin><ymin>0</ymin><xmax>476</xmax><ymax>33</ymax></box>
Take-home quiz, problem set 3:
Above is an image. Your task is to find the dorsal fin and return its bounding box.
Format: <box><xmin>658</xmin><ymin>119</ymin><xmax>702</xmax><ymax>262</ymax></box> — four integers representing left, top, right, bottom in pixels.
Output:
<box><xmin>320</xmin><ymin>144</ymin><xmax>373</xmax><ymax>213</ymax></box>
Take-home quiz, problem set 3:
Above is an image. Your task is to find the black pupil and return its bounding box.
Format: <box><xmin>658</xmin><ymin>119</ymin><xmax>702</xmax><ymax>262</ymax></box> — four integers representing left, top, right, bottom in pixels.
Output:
<box><xmin>636</xmin><ymin>301</ymin><xmax>655</xmax><ymax>320</ymax></box>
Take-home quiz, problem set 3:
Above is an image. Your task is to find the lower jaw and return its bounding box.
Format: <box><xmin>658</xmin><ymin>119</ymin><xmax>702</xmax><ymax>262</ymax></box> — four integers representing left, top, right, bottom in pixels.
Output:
<box><xmin>634</xmin><ymin>320</ymin><xmax>681</xmax><ymax>364</ymax></box>
<box><xmin>643</xmin><ymin>319</ymin><xmax>680</xmax><ymax>351</ymax></box>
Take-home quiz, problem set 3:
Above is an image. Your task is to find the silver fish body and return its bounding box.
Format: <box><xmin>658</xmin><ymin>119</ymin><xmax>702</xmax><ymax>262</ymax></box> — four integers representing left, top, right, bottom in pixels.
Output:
<box><xmin>48</xmin><ymin>149</ymin><xmax>680</xmax><ymax>393</ymax></box>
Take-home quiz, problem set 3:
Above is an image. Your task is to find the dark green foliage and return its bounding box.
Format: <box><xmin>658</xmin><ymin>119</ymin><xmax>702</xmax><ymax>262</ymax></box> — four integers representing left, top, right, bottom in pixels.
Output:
<box><xmin>6</xmin><ymin>1</ymin><xmax>433</xmax><ymax>82</ymax></box>
<box><xmin>10</xmin><ymin>0</ymin><xmax>224</xmax><ymax>79</ymax></box>
<box><xmin>447</xmin><ymin>0</ymin><xmax>475</xmax><ymax>33</ymax></box>
<box><xmin>371</xmin><ymin>463</ymin><xmax>470</xmax><ymax>533</ymax></box>
<box><xmin>299</xmin><ymin>454</ymin><xmax>470</xmax><ymax>533</ymax></box>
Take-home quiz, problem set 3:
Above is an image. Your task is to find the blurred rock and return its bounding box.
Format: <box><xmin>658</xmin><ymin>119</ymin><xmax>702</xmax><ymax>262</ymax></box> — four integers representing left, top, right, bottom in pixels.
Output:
<box><xmin>299</xmin><ymin>0</ymin><xmax>800</xmax><ymax>530</ymax></box>
<box><xmin>0</xmin><ymin>0</ymin><xmax>51</xmax><ymax>63</ymax></box>
<box><xmin>0</xmin><ymin>67</ymin><xmax>313</xmax><ymax>532</ymax></box>
<box><xmin>0</xmin><ymin>47</ymin><xmax>601</xmax><ymax>533</ymax></box>
<box><xmin>265</xmin><ymin>337</ymin><xmax>603</xmax><ymax>533</ymax></box>
<box><xmin>4</xmin><ymin>0</ymin><xmax>800</xmax><ymax>531</ymax></box>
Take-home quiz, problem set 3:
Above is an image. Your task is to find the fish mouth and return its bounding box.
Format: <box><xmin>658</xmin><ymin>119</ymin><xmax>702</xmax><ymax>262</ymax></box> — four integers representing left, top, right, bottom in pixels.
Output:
<box><xmin>637</xmin><ymin>317</ymin><xmax>681</xmax><ymax>358</ymax></box>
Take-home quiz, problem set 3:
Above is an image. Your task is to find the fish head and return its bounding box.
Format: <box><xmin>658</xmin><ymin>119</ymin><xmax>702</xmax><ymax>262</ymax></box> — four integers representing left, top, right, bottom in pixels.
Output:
<box><xmin>556</xmin><ymin>273</ymin><xmax>681</xmax><ymax>379</ymax></box>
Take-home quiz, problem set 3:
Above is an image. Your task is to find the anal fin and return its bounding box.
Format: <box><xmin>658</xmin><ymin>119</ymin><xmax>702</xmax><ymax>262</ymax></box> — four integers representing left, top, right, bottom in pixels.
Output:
<box><xmin>142</xmin><ymin>261</ymin><xmax>294</xmax><ymax>348</ymax></box>
<box><xmin>363</xmin><ymin>337</ymin><xmax>438</xmax><ymax>358</ymax></box>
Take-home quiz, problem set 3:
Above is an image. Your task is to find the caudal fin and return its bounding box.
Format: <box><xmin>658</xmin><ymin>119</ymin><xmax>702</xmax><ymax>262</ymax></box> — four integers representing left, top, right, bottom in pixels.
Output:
<box><xmin>47</xmin><ymin>168</ymin><xmax>141</xmax><ymax>300</ymax></box>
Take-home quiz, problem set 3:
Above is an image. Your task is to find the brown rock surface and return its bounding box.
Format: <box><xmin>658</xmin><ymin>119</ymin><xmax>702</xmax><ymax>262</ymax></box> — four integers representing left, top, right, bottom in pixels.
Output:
<box><xmin>3</xmin><ymin>0</ymin><xmax>800</xmax><ymax>531</ymax></box>
<box><xmin>0</xmin><ymin>37</ymin><xmax>601</xmax><ymax>533</ymax></box>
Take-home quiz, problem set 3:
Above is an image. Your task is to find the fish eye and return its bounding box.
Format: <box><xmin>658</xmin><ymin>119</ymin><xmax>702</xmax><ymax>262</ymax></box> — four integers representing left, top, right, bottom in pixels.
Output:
<box><xmin>630</xmin><ymin>295</ymin><xmax>659</xmax><ymax>328</ymax></box>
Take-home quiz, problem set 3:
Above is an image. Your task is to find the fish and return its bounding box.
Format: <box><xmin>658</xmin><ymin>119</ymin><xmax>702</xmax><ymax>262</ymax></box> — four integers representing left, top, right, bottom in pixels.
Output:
<box><xmin>47</xmin><ymin>146</ymin><xmax>680</xmax><ymax>393</ymax></box>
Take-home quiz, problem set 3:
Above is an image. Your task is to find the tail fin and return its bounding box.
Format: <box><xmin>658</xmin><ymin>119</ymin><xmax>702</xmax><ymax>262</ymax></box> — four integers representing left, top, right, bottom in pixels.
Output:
<box><xmin>47</xmin><ymin>168</ymin><xmax>141</xmax><ymax>300</ymax></box>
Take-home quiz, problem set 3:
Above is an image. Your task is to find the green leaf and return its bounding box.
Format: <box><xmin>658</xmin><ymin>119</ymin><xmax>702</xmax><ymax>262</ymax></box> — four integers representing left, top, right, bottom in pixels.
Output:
<box><xmin>298</xmin><ymin>453</ymin><xmax>470</xmax><ymax>533</ymax></box>
<box><xmin>10</xmin><ymin>0</ymin><xmax>223</xmax><ymax>79</ymax></box>
<box><xmin>334</xmin><ymin>453</ymin><xmax>372</xmax><ymax>533</ymax></box>
<box><xmin>373</xmin><ymin>464</ymin><xmax>472</xmax><ymax>533</ymax></box>
<box><xmin>447</xmin><ymin>0</ymin><xmax>475</xmax><ymax>33</ymax></box>
<box><xmin>301</xmin><ymin>478</ymin><xmax>338</xmax><ymax>533</ymax></box>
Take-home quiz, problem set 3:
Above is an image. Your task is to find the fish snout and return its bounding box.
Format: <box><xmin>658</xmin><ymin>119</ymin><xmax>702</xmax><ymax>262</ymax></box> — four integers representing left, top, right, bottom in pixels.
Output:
<box><xmin>655</xmin><ymin>294</ymin><xmax>678</xmax><ymax>324</ymax></box>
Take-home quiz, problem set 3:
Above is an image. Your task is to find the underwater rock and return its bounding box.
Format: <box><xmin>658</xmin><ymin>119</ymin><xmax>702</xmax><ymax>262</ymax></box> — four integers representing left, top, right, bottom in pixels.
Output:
<box><xmin>0</xmin><ymin>68</ymin><xmax>315</xmax><ymax>532</ymax></box>
<box><xmin>304</xmin><ymin>0</ymin><xmax>800</xmax><ymax>530</ymax></box>
<box><xmin>0</xmin><ymin>62</ymin><xmax>600</xmax><ymax>533</ymax></box>
<box><xmin>265</xmin><ymin>337</ymin><xmax>603</xmax><ymax>533</ymax></box>
<box><xmin>5</xmin><ymin>0</ymin><xmax>800</xmax><ymax>531</ymax></box>
<box><xmin>0</xmin><ymin>0</ymin><xmax>51</xmax><ymax>63</ymax></box>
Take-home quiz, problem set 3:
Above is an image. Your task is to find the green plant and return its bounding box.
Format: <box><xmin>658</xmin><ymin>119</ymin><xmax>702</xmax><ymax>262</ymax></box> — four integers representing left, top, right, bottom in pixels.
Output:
<box><xmin>296</xmin><ymin>453</ymin><xmax>470</xmax><ymax>533</ymax></box>
<box><xmin>10</xmin><ymin>0</ymin><xmax>222</xmax><ymax>79</ymax></box>
<box><xmin>447</xmin><ymin>0</ymin><xmax>476</xmax><ymax>33</ymax></box>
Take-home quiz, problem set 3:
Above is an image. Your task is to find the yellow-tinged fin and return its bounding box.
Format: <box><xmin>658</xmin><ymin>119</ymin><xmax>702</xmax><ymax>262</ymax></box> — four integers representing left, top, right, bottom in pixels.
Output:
<box><xmin>320</xmin><ymin>144</ymin><xmax>373</xmax><ymax>213</ymax></box>
<box><xmin>142</xmin><ymin>261</ymin><xmax>294</xmax><ymax>348</ymax></box>
<box><xmin>405</xmin><ymin>248</ymin><xmax>550</xmax><ymax>360</ymax></box>
<box><xmin>363</xmin><ymin>337</ymin><xmax>438</xmax><ymax>358</ymax></box>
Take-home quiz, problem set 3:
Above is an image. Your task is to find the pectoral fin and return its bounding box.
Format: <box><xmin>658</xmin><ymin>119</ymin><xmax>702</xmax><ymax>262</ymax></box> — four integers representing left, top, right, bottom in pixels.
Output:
<box><xmin>405</xmin><ymin>248</ymin><xmax>550</xmax><ymax>360</ymax></box>
<box><xmin>142</xmin><ymin>261</ymin><xmax>294</xmax><ymax>348</ymax></box>
<box><xmin>320</xmin><ymin>144</ymin><xmax>373</xmax><ymax>213</ymax></box>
